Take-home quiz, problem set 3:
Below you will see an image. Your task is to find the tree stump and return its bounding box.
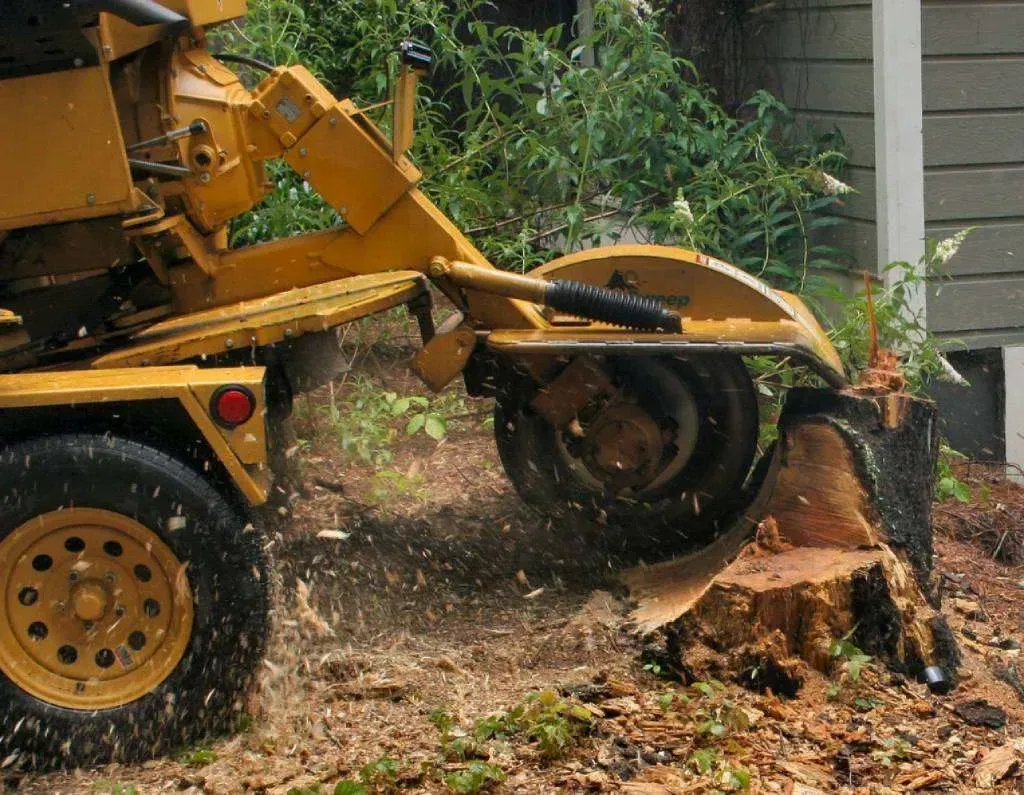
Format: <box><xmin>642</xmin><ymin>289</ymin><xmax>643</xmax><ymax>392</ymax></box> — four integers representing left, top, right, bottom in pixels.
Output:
<box><xmin>625</xmin><ymin>386</ymin><xmax>959</xmax><ymax>692</ymax></box>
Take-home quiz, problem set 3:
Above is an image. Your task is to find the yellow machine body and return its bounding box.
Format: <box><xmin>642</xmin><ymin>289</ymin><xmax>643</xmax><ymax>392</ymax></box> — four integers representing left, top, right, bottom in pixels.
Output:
<box><xmin>0</xmin><ymin>0</ymin><xmax>847</xmax><ymax>506</ymax></box>
<box><xmin>0</xmin><ymin>365</ymin><xmax>269</xmax><ymax>503</ymax></box>
<box><xmin>0</xmin><ymin>65</ymin><xmax>144</xmax><ymax>230</ymax></box>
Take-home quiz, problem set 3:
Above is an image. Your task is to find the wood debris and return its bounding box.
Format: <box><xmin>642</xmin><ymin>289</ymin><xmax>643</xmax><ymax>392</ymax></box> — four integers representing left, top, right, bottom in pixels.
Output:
<box><xmin>974</xmin><ymin>742</ymin><xmax>1021</xmax><ymax>788</ymax></box>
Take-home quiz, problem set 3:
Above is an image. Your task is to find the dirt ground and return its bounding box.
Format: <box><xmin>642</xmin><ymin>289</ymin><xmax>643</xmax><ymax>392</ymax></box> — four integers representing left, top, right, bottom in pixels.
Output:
<box><xmin>9</xmin><ymin>345</ymin><xmax>1024</xmax><ymax>794</ymax></box>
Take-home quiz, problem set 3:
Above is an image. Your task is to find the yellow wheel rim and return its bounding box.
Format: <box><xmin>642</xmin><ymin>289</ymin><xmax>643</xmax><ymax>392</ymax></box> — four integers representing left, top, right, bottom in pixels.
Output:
<box><xmin>0</xmin><ymin>508</ymin><xmax>194</xmax><ymax>710</ymax></box>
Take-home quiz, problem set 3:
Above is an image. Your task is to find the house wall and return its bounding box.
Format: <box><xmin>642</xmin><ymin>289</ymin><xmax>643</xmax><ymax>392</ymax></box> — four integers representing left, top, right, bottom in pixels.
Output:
<box><xmin>920</xmin><ymin>1</ymin><xmax>1024</xmax><ymax>350</ymax></box>
<box><xmin>752</xmin><ymin>0</ymin><xmax>1024</xmax><ymax>348</ymax></box>
<box><xmin>750</xmin><ymin>0</ymin><xmax>877</xmax><ymax>278</ymax></box>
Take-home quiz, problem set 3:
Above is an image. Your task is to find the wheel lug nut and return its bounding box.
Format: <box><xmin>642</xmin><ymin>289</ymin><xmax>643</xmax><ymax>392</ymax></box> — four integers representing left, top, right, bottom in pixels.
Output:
<box><xmin>55</xmin><ymin>601</ymin><xmax>66</xmax><ymax>613</ymax></box>
<box><xmin>104</xmin><ymin>572</ymin><xmax>116</xmax><ymax>582</ymax></box>
<box><xmin>75</xmin><ymin>682</ymin><xmax>85</xmax><ymax>694</ymax></box>
<box><xmin>68</xmin><ymin>571</ymin><xmax>79</xmax><ymax>582</ymax></box>
<box><xmin>83</xmin><ymin>621</ymin><xmax>94</xmax><ymax>631</ymax></box>
<box><xmin>115</xmin><ymin>606</ymin><xmax>125</xmax><ymax>618</ymax></box>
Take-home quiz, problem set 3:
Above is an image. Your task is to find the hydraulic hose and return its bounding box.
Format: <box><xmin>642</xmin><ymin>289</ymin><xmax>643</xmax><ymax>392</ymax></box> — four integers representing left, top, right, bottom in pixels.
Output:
<box><xmin>212</xmin><ymin>53</ymin><xmax>276</xmax><ymax>73</ymax></box>
<box><xmin>544</xmin><ymin>279</ymin><xmax>681</xmax><ymax>332</ymax></box>
<box><xmin>429</xmin><ymin>258</ymin><xmax>682</xmax><ymax>333</ymax></box>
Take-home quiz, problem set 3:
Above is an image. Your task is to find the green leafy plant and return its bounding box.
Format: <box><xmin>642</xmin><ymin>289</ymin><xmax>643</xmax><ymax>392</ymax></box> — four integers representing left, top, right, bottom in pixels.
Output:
<box><xmin>935</xmin><ymin>443</ymin><xmax>972</xmax><ymax>503</ymax></box>
<box><xmin>472</xmin><ymin>711</ymin><xmax>519</xmax><ymax>743</ymax></box>
<box><xmin>333</xmin><ymin>782</ymin><xmax>369</xmax><ymax>795</ymax></box>
<box><xmin>392</xmin><ymin>394</ymin><xmax>448</xmax><ymax>440</ymax></box>
<box><xmin>872</xmin><ymin>736</ymin><xmax>912</xmax><ymax>766</ymax></box>
<box><xmin>657</xmin><ymin>690</ymin><xmax>685</xmax><ymax>710</ymax></box>
<box><xmin>443</xmin><ymin>761</ymin><xmax>506</xmax><ymax>794</ymax></box>
<box><xmin>430</xmin><ymin>706</ymin><xmax>486</xmax><ymax>761</ymax></box>
<box><xmin>688</xmin><ymin>748</ymin><xmax>751</xmax><ymax>791</ymax></box>
<box><xmin>222</xmin><ymin>0</ymin><xmax>848</xmax><ymax>287</ymax></box>
<box><xmin>176</xmin><ymin>744</ymin><xmax>217</xmax><ymax>766</ymax></box>
<box><xmin>721</xmin><ymin>766</ymin><xmax>753</xmax><ymax>791</ymax></box>
<box><xmin>690</xmin><ymin>680</ymin><xmax>751</xmax><ymax>740</ymax></box>
<box><xmin>429</xmin><ymin>706</ymin><xmax>456</xmax><ymax>737</ymax></box>
<box><xmin>643</xmin><ymin>660</ymin><xmax>673</xmax><ymax>679</ymax></box>
<box><xmin>830</xmin><ymin>633</ymin><xmax>872</xmax><ymax>681</ymax></box>
<box><xmin>827</xmin><ymin>630</ymin><xmax>873</xmax><ymax>700</ymax></box>
<box><xmin>691</xmin><ymin>680</ymin><xmax>726</xmax><ymax>699</ymax></box>
<box><xmin>689</xmin><ymin>746</ymin><xmax>718</xmax><ymax>774</ymax></box>
<box><xmin>91</xmin><ymin>783</ymin><xmax>140</xmax><ymax>795</ymax></box>
<box><xmin>321</xmin><ymin>378</ymin><xmax>452</xmax><ymax>465</ymax></box>
<box><xmin>471</xmin><ymin>690</ymin><xmax>593</xmax><ymax>761</ymax></box>
<box><xmin>286</xmin><ymin>783</ymin><xmax>370</xmax><ymax>795</ymax></box>
<box><xmin>359</xmin><ymin>757</ymin><xmax>400</xmax><ymax>788</ymax></box>
<box><xmin>827</xmin><ymin>229</ymin><xmax>974</xmax><ymax>393</ymax></box>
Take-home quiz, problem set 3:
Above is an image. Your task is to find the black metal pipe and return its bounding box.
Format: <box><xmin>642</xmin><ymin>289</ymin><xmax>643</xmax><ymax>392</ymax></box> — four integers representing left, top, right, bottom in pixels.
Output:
<box><xmin>212</xmin><ymin>52</ymin><xmax>276</xmax><ymax>74</ymax></box>
<box><xmin>74</xmin><ymin>0</ymin><xmax>189</xmax><ymax>29</ymax></box>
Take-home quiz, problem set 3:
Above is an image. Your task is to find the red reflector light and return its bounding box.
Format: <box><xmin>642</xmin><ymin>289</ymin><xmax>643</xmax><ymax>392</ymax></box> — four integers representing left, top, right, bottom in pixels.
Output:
<box><xmin>211</xmin><ymin>386</ymin><xmax>256</xmax><ymax>427</ymax></box>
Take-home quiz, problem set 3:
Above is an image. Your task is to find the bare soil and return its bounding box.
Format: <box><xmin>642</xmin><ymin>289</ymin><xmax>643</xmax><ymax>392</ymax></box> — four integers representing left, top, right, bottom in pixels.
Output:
<box><xmin>9</xmin><ymin>348</ymin><xmax>1024</xmax><ymax>794</ymax></box>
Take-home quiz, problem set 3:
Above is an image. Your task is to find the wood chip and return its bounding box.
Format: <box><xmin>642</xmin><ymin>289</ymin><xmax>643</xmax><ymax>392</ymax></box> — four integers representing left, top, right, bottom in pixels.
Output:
<box><xmin>953</xmin><ymin>597</ymin><xmax>985</xmax><ymax>619</ymax></box>
<box><xmin>599</xmin><ymin>696</ymin><xmax>641</xmax><ymax>717</ymax></box>
<box><xmin>316</xmin><ymin>529</ymin><xmax>351</xmax><ymax>540</ymax></box>
<box><xmin>294</xmin><ymin>578</ymin><xmax>333</xmax><ymax>639</ymax></box>
<box><xmin>975</xmin><ymin>744</ymin><xmax>1020</xmax><ymax>788</ymax></box>
<box><xmin>331</xmin><ymin>676</ymin><xmax>412</xmax><ymax>701</ymax></box>
<box><xmin>905</xmin><ymin>770</ymin><xmax>944</xmax><ymax>790</ymax></box>
<box><xmin>777</xmin><ymin>760</ymin><xmax>834</xmax><ymax>789</ymax></box>
<box><xmin>785</xmin><ymin>783</ymin><xmax>828</xmax><ymax>795</ymax></box>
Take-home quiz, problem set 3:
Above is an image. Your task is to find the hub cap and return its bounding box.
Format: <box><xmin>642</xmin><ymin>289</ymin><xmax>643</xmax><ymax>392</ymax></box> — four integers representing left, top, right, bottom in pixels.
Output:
<box><xmin>582</xmin><ymin>404</ymin><xmax>665</xmax><ymax>487</ymax></box>
<box><xmin>560</xmin><ymin>358</ymin><xmax>701</xmax><ymax>497</ymax></box>
<box><xmin>0</xmin><ymin>508</ymin><xmax>193</xmax><ymax>709</ymax></box>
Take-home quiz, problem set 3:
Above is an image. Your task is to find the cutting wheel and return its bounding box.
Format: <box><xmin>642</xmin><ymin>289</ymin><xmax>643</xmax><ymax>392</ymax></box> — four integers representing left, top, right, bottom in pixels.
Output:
<box><xmin>495</xmin><ymin>355</ymin><xmax>758</xmax><ymax>531</ymax></box>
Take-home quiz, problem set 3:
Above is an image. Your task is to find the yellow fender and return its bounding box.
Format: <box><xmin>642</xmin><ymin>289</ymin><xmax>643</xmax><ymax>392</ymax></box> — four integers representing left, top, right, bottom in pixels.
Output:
<box><xmin>486</xmin><ymin>244</ymin><xmax>847</xmax><ymax>388</ymax></box>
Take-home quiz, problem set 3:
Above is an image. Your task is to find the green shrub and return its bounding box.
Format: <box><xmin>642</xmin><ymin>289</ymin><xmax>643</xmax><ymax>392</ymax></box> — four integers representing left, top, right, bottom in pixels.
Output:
<box><xmin>216</xmin><ymin>0</ymin><xmax>847</xmax><ymax>285</ymax></box>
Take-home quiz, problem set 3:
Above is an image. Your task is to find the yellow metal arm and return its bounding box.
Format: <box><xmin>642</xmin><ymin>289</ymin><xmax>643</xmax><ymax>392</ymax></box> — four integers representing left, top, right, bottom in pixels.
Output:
<box><xmin>107</xmin><ymin>34</ymin><xmax>846</xmax><ymax>389</ymax></box>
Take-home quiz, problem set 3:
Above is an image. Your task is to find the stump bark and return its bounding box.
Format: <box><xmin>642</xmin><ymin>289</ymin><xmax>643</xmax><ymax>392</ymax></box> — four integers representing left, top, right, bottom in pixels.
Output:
<box><xmin>626</xmin><ymin>386</ymin><xmax>959</xmax><ymax>691</ymax></box>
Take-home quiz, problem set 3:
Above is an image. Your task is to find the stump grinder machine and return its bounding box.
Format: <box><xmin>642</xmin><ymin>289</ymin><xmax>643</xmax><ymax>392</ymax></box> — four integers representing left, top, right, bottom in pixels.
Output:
<box><xmin>0</xmin><ymin>0</ymin><xmax>848</xmax><ymax>765</ymax></box>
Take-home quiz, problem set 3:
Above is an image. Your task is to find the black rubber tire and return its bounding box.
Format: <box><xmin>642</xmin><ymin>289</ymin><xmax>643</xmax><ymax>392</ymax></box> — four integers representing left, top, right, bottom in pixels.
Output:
<box><xmin>494</xmin><ymin>355</ymin><xmax>758</xmax><ymax>532</ymax></box>
<box><xmin>0</xmin><ymin>434</ymin><xmax>269</xmax><ymax>769</ymax></box>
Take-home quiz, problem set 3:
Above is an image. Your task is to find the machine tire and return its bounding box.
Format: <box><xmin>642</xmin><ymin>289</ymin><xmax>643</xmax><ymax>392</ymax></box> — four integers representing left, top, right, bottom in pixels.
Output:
<box><xmin>494</xmin><ymin>355</ymin><xmax>758</xmax><ymax>535</ymax></box>
<box><xmin>0</xmin><ymin>434</ymin><xmax>268</xmax><ymax>769</ymax></box>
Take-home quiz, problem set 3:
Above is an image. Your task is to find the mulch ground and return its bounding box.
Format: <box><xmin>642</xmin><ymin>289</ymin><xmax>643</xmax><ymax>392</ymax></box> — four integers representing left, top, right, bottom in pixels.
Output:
<box><xmin>10</xmin><ymin>345</ymin><xmax>1024</xmax><ymax>794</ymax></box>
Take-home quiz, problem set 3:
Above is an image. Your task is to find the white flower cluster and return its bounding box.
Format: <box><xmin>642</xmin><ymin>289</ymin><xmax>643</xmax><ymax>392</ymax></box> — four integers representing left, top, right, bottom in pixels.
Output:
<box><xmin>933</xmin><ymin>229</ymin><xmax>969</xmax><ymax>268</ymax></box>
<box><xmin>820</xmin><ymin>172</ymin><xmax>852</xmax><ymax>196</ymax></box>
<box><xmin>672</xmin><ymin>190</ymin><xmax>694</xmax><ymax>226</ymax></box>
<box><xmin>937</xmin><ymin>354</ymin><xmax>968</xmax><ymax>386</ymax></box>
<box><xmin>628</xmin><ymin>0</ymin><xmax>654</xmax><ymax>16</ymax></box>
